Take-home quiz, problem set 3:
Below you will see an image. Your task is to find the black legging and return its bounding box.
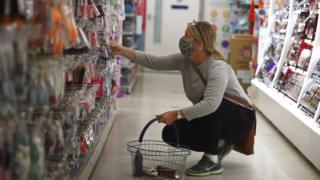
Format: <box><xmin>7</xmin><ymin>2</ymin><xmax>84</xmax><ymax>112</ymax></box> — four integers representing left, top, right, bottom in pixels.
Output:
<box><xmin>162</xmin><ymin>98</ymin><xmax>255</xmax><ymax>155</ymax></box>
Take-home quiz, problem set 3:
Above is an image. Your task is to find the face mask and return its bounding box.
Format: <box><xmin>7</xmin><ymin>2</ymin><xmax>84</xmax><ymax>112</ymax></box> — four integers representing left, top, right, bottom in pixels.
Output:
<box><xmin>179</xmin><ymin>37</ymin><xmax>194</xmax><ymax>57</ymax></box>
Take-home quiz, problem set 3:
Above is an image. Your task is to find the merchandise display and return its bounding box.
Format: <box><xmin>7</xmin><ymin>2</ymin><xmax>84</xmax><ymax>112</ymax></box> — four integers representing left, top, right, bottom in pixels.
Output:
<box><xmin>252</xmin><ymin>0</ymin><xmax>320</xmax><ymax>170</ymax></box>
<box><xmin>275</xmin><ymin>1</ymin><xmax>318</xmax><ymax>101</ymax></box>
<box><xmin>257</xmin><ymin>0</ymin><xmax>290</xmax><ymax>85</ymax></box>
<box><xmin>123</xmin><ymin>0</ymin><xmax>136</xmax><ymax>47</ymax></box>
<box><xmin>257</xmin><ymin>1</ymin><xmax>318</xmax><ymax>90</ymax></box>
<box><xmin>0</xmin><ymin>0</ymin><xmax>124</xmax><ymax>179</ymax></box>
<box><xmin>256</xmin><ymin>0</ymin><xmax>320</xmax><ymax>120</ymax></box>
<box><xmin>230</xmin><ymin>0</ymin><xmax>252</xmax><ymax>34</ymax></box>
<box><xmin>275</xmin><ymin>68</ymin><xmax>304</xmax><ymax>101</ymax></box>
<box><xmin>299</xmin><ymin>81</ymin><xmax>320</xmax><ymax>117</ymax></box>
<box><xmin>297</xmin><ymin>57</ymin><xmax>320</xmax><ymax>118</ymax></box>
<box><xmin>311</xmin><ymin>58</ymin><xmax>320</xmax><ymax>81</ymax></box>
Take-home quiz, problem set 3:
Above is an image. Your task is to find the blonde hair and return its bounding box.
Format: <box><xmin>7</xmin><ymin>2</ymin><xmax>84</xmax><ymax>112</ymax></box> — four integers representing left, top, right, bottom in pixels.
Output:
<box><xmin>188</xmin><ymin>21</ymin><xmax>224</xmax><ymax>60</ymax></box>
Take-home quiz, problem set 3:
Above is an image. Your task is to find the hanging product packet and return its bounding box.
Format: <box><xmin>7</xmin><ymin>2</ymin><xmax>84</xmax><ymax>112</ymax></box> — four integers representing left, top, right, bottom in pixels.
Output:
<box><xmin>0</xmin><ymin>126</ymin><xmax>4</xmax><ymax>180</ymax></box>
<box><xmin>303</xmin><ymin>13</ymin><xmax>317</xmax><ymax>40</ymax></box>
<box><xmin>12</xmin><ymin>114</ymin><xmax>31</xmax><ymax>180</ymax></box>
<box><xmin>103</xmin><ymin>71</ymin><xmax>111</xmax><ymax>96</ymax></box>
<box><xmin>56</xmin><ymin>62</ymin><xmax>66</xmax><ymax>104</ymax></box>
<box><xmin>60</xmin><ymin>4</ymin><xmax>78</xmax><ymax>47</ymax></box>
<box><xmin>299</xmin><ymin>82</ymin><xmax>319</xmax><ymax>115</ymax></box>
<box><xmin>28</xmin><ymin>114</ymin><xmax>45</xmax><ymax>180</ymax></box>
<box><xmin>38</xmin><ymin>73</ymin><xmax>50</xmax><ymax>109</ymax></box>
<box><xmin>0</xmin><ymin>24</ymin><xmax>17</xmax><ymax>116</ymax></box>
<box><xmin>87</xmin><ymin>0</ymin><xmax>101</xmax><ymax>18</ymax></box>
<box><xmin>14</xmin><ymin>25</ymin><xmax>29</xmax><ymax>102</ymax></box>
<box><xmin>44</xmin><ymin>115</ymin><xmax>57</xmax><ymax>157</ymax></box>
<box><xmin>83</xmin><ymin>123</ymin><xmax>93</xmax><ymax>148</ymax></box>
<box><xmin>97</xmin><ymin>4</ymin><xmax>105</xmax><ymax>17</ymax></box>
<box><xmin>298</xmin><ymin>48</ymin><xmax>312</xmax><ymax>70</ymax></box>
<box><xmin>91</xmin><ymin>75</ymin><xmax>105</xmax><ymax>98</ymax></box>
<box><xmin>43</xmin><ymin>60</ymin><xmax>66</xmax><ymax>107</ymax></box>
<box><xmin>29</xmin><ymin>0</ymin><xmax>78</xmax><ymax>55</ymax></box>
<box><xmin>0</xmin><ymin>119</ymin><xmax>15</xmax><ymax>180</ymax></box>
<box><xmin>54</xmin><ymin>120</ymin><xmax>65</xmax><ymax>158</ymax></box>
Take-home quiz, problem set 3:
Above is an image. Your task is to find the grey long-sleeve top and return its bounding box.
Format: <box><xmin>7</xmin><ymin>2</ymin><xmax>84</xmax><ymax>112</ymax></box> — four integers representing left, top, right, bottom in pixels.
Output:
<box><xmin>135</xmin><ymin>51</ymin><xmax>251</xmax><ymax>121</ymax></box>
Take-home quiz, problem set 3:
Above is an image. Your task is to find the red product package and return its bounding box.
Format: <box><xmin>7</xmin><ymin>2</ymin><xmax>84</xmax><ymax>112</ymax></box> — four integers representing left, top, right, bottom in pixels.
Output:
<box><xmin>80</xmin><ymin>137</ymin><xmax>87</xmax><ymax>154</ymax></box>
<box><xmin>91</xmin><ymin>76</ymin><xmax>105</xmax><ymax>98</ymax></box>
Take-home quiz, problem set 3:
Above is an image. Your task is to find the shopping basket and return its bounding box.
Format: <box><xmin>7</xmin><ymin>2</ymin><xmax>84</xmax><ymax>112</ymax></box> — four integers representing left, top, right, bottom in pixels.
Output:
<box><xmin>127</xmin><ymin>118</ymin><xmax>191</xmax><ymax>179</ymax></box>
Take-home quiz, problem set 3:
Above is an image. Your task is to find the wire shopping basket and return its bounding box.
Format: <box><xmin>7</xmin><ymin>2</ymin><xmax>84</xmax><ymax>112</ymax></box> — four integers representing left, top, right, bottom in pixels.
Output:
<box><xmin>127</xmin><ymin>118</ymin><xmax>191</xmax><ymax>179</ymax></box>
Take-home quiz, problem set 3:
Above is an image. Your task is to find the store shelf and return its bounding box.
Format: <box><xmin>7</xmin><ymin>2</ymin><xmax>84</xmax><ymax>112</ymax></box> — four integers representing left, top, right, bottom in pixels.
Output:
<box><xmin>128</xmin><ymin>72</ymin><xmax>137</xmax><ymax>94</ymax></box>
<box><xmin>123</xmin><ymin>31</ymin><xmax>135</xmax><ymax>35</ymax></box>
<box><xmin>126</xmin><ymin>13</ymin><xmax>136</xmax><ymax>17</ymax></box>
<box><xmin>251</xmin><ymin>79</ymin><xmax>320</xmax><ymax>170</ymax></box>
<box><xmin>272</xmin><ymin>34</ymin><xmax>285</xmax><ymax>40</ymax></box>
<box><xmin>122</xmin><ymin>74</ymin><xmax>136</xmax><ymax>94</ymax></box>
<box><xmin>71</xmin><ymin>109</ymin><xmax>117</xmax><ymax>180</ymax></box>
<box><xmin>121</xmin><ymin>65</ymin><xmax>137</xmax><ymax>94</ymax></box>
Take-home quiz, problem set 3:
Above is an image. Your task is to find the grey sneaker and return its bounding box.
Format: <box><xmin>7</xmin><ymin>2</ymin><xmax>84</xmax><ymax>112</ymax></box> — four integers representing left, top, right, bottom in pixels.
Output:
<box><xmin>218</xmin><ymin>140</ymin><xmax>234</xmax><ymax>163</ymax></box>
<box><xmin>185</xmin><ymin>156</ymin><xmax>224</xmax><ymax>176</ymax></box>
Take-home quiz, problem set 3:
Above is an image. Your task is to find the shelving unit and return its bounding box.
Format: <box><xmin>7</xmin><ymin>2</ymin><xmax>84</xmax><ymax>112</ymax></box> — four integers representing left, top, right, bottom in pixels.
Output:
<box><xmin>0</xmin><ymin>0</ymin><xmax>124</xmax><ymax>179</ymax></box>
<box><xmin>123</xmin><ymin>31</ymin><xmax>136</xmax><ymax>35</ymax></box>
<box><xmin>121</xmin><ymin>58</ymin><xmax>137</xmax><ymax>94</ymax></box>
<box><xmin>123</xmin><ymin>0</ymin><xmax>137</xmax><ymax>48</ymax></box>
<box><xmin>125</xmin><ymin>13</ymin><xmax>135</xmax><ymax>17</ymax></box>
<box><xmin>251</xmin><ymin>79</ymin><xmax>320</xmax><ymax>170</ymax></box>
<box><xmin>252</xmin><ymin>0</ymin><xmax>320</xmax><ymax>170</ymax></box>
<box><xmin>121</xmin><ymin>0</ymin><xmax>139</xmax><ymax>94</ymax></box>
<box><xmin>71</xmin><ymin>109</ymin><xmax>117</xmax><ymax>180</ymax></box>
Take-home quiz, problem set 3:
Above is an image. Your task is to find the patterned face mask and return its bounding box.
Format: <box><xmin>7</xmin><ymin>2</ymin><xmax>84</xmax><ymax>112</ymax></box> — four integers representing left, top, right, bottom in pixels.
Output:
<box><xmin>179</xmin><ymin>37</ymin><xmax>194</xmax><ymax>57</ymax></box>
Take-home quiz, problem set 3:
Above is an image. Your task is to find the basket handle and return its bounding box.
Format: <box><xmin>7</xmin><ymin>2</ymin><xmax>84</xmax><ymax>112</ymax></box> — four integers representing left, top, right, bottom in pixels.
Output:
<box><xmin>139</xmin><ymin>117</ymin><xmax>181</xmax><ymax>147</ymax></box>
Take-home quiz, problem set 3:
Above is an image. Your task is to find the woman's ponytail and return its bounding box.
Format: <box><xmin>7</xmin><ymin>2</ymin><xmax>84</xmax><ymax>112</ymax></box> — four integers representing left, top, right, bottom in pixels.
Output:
<box><xmin>211</xmin><ymin>47</ymin><xmax>224</xmax><ymax>60</ymax></box>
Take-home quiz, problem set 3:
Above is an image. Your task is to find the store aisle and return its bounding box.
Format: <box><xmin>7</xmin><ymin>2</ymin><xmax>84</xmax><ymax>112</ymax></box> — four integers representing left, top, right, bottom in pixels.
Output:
<box><xmin>90</xmin><ymin>71</ymin><xmax>320</xmax><ymax>180</ymax></box>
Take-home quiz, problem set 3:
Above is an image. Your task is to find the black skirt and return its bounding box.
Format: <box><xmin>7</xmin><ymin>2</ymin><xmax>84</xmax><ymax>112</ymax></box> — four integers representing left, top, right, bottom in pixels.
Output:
<box><xmin>162</xmin><ymin>98</ymin><xmax>255</xmax><ymax>155</ymax></box>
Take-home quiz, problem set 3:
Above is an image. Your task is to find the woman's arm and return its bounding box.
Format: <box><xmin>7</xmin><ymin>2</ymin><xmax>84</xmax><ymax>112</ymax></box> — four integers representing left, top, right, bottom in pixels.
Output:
<box><xmin>110</xmin><ymin>41</ymin><xmax>183</xmax><ymax>71</ymax></box>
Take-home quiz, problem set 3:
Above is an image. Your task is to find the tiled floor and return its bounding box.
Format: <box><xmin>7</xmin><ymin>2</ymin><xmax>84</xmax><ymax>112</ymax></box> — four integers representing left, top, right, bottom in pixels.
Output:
<box><xmin>90</xmin><ymin>71</ymin><xmax>320</xmax><ymax>180</ymax></box>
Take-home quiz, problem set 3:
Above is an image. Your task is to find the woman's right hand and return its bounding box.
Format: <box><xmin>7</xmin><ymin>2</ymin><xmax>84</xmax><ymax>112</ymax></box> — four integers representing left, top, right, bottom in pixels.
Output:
<box><xmin>109</xmin><ymin>41</ymin><xmax>123</xmax><ymax>55</ymax></box>
<box><xmin>109</xmin><ymin>41</ymin><xmax>136</xmax><ymax>62</ymax></box>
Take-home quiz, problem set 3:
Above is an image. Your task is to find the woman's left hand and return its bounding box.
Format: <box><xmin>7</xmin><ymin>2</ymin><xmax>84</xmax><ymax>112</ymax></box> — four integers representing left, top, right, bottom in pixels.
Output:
<box><xmin>157</xmin><ymin>111</ymin><xmax>178</xmax><ymax>125</ymax></box>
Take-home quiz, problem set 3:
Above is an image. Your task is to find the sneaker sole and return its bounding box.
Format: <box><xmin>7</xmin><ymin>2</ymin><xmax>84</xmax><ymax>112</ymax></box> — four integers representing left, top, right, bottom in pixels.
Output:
<box><xmin>185</xmin><ymin>168</ymin><xmax>224</xmax><ymax>177</ymax></box>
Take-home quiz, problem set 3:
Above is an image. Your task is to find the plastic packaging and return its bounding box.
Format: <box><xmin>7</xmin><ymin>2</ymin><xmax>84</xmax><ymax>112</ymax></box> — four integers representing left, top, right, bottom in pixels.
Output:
<box><xmin>142</xmin><ymin>166</ymin><xmax>158</xmax><ymax>176</ymax></box>
<box><xmin>12</xmin><ymin>116</ymin><xmax>31</xmax><ymax>180</ymax></box>
<box><xmin>156</xmin><ymin>165</ymin><xmax>180</xmax><ymax>179</ymax></box>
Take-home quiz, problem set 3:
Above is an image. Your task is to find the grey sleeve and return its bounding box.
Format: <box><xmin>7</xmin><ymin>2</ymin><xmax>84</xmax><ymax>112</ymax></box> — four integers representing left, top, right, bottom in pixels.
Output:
<box><xmin>182</xmin><ymin>63</ymin><xmax>229</xmax><ymax>121</ymax></box>
<box><xmin>135</xmin><ymin>51</ymin><xmax>183</xmax><ymax>71</ymax></box>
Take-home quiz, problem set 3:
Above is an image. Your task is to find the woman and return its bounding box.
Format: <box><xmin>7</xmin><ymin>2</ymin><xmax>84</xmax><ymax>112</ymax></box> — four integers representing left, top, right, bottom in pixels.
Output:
<box><xmin>110</xmin><ymin>20</ymin><xmax>255</xmax><ymax>177</ymax></box>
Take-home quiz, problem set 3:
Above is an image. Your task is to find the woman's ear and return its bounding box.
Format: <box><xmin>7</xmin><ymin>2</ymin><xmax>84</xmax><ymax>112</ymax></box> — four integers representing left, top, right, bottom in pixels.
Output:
<box><xmin>193</xmin><ymin>40</ymin><xmax>204</xmax><ymax>50</ymax></box>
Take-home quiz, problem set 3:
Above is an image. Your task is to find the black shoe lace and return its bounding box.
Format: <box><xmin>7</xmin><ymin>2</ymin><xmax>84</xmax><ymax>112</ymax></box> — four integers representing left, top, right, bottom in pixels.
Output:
<box><xmin>198</xmin><ymin>156</ymin><xmax>212</xmax><ymax>166</ymax></box>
